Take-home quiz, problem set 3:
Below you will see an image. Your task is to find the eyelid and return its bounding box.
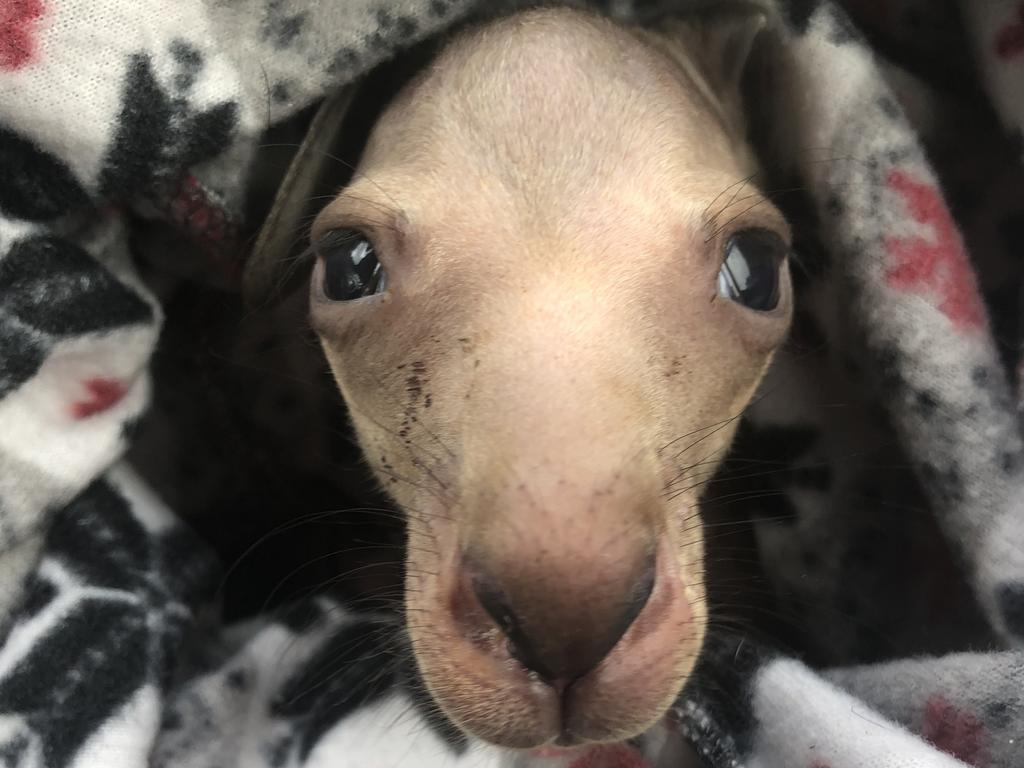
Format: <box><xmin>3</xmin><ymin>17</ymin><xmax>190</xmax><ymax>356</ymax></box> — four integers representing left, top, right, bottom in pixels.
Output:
<box><xmin>720</xmin><ymin>227</ymin><xmax>789</xmax><ymax>266</ymax></box>
<box><xmin>315</xmin><ymin>227</ymin><xmax>366</xmax><ymax>253</ymax></box>
<box><xmin>312</xmin><ymin>230</ymin><xmax>387</xmax><ymax>282</ymax></box>
<box><xmin>310</xmin><ymin>191</ymin><xmax>405</xmax><ymax>250</ymax></box>
<box><xmin>705</xmin><ymin>200</ymin><xmax>792</xmax><ymax>250</ymax></box>
<box><xmin>312</xmin><ymin>219</ymin><xmax>406</xmax><ymax>273</ymax></box>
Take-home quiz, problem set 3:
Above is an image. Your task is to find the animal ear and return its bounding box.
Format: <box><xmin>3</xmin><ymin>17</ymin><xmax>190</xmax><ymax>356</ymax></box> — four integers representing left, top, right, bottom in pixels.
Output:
<box><xmin>648</xmin><ymin>3</ymin><xmax>774</xmax><ymax>138</ymax></box>
<box><xmin>692</xmin><ymin>4</ymin><xmax>770</xmax><ymax>100</ymax></box>
<box><xmin>244</xmin><ymin>36</ymin><xmax>441</xmax><ymax>309</ymax></box>
<box><xmin>243</xmin><ymin>86</ymin><xmax>357</xmax><ymax>310</ymax></box>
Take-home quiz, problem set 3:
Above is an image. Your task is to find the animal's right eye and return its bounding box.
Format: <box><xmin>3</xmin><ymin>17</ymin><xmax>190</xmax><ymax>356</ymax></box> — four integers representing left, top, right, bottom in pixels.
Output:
<box><xmin>319</xmin><ymin>229</ymin><xmax>387</xmax><ymax>301</ymax></box>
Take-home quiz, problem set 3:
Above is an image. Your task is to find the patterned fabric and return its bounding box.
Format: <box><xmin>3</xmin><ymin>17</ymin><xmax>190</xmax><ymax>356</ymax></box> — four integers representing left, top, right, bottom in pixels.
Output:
<box><xmin>1</xmin><ymin>0</ymin><xmax>1024</xmax><ymax>766</ymax></box>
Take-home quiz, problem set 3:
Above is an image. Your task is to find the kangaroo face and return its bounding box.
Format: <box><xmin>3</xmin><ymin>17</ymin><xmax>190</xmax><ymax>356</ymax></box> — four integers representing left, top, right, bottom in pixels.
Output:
<box><xmin>308</xmin><ymin>6</ymin><xmax>790</xmax><ymax>750</ymax></box>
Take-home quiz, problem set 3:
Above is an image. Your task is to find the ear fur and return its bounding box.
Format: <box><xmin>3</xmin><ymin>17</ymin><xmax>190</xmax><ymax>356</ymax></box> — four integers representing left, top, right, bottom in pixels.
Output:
<box><xmin>243</xmin><ymin>87</ymin><xmax>357</xmax><ymax>310</ymax></box>
<box><xmin>242</xmin><ymin>36</ymin><xmax>442</xmax><ymax>310</ymax></box>
<box><xmin>639</xmin><ymin>2</ymin><xmax>774</xmax><ymax>146</ymax></box>
<box><xmin>693</xmin><ymin>4</ymin><xmax>770</xmax><ymax>100</ymax></box>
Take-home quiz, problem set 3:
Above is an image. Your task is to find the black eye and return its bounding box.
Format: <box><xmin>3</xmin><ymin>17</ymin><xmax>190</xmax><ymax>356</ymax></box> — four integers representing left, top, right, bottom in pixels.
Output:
<box><xmin>716</xmin><ymin>229</ymin><xmax>786</xmax><ymax>311</ymax></box>
<box><xmin>319</xmin><ymin>229</ymin><xmax>387</xmax><ymax>301</ymax></box>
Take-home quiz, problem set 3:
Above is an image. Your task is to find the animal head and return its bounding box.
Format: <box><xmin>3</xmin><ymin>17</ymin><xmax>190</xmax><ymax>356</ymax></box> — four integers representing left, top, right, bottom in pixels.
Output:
<box><xmin>303</xmin><ymin>4</ymin><xmax>790</xmax><ymax>750</ymax></box>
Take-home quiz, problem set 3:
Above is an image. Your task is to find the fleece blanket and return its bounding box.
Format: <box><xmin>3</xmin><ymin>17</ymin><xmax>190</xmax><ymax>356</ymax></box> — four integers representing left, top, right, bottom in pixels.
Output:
<box><xmin>2</xmin><ymin>0</ymin><xmax>1024</xmax><ymax>766</ymax></box>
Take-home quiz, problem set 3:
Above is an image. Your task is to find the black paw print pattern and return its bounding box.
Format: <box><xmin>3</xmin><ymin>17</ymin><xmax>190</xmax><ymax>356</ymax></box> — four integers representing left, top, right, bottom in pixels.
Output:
<box><xmin>0</xmin><ymin>235</ymin><xmax>154</xmax><ymax>400</ymax></box>
<box><xmin>0</xmin><ymin>126</ymin><xmax>90</xmax><ymax>221</ymax></box>
<box><xmin>0</xmin><ymin>477</ymin><xmax>216</xmax><ymax>768</ymax></box>
<box><xmin>99</xmin><ymin>43</ymin><xmax>238</xmax><ymax>204</ymax></box>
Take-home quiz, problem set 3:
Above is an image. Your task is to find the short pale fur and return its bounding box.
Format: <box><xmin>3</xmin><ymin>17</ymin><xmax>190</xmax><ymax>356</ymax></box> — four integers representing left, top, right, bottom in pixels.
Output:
<box><xmin>309</xmin><ymin>5</ymin><xmax>791</xmax><ymax>750</ymax></box>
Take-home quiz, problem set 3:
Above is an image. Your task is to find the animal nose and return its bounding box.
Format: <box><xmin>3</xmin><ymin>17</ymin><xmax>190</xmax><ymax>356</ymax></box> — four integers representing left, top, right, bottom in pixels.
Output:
<box><xmin>465</xmin><ymin>552</ymin><xmax>657</xmax><ymax>685</ymax></box>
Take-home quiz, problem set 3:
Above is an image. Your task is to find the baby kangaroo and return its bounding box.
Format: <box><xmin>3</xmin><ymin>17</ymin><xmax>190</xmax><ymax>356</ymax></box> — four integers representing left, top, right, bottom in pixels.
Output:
<box><xmin>307</xmin><ymin>4</ymin><xmax>790</xmax><ymax>751</ymax></box>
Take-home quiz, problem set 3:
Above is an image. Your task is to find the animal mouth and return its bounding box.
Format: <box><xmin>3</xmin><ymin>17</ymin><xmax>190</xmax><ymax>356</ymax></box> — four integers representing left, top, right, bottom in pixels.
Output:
<box><xmin>531</xmin><ymin>744</ymin><xmax>648</xmax><ymax>767</ymax></box>
<box><xmin>408</xmin><ymin>526</ymin><xmax>706</xmax><ymax>749</ymax></box>
<box><xmin>526</xmin><ymin>717</ymin><xmax>686</xmax><ymax>767</ymax></box>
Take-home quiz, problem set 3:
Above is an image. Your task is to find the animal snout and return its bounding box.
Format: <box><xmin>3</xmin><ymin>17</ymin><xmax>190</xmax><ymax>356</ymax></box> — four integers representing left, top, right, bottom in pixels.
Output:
<box><xmin>419</xmin><ymin>494</ymin><xmax>703</xmax><ymax>748</ymax></box>
<box><xmin>465</xmin><ymin>547</ymin><xmax>657</xmax><ymax>686</ymax></box>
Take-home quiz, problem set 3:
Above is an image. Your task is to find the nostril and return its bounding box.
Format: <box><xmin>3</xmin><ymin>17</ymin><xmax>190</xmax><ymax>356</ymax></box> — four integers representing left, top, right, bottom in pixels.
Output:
<box><xmin>467</xmin><ymin>553</ymin><xmax>658</xmax><ymax>685</ymax></box>
<box><xmin>472</xmin><ymin>573</ymin><xmax>559</xmax><ymax>680</ymax></box>
<box><xmin>614</xmin><ymin>559</ymin><xmax>656</xmax><ymax>641</ymax></box>
<box><xmin>471</xmin><ymin>574</ymin><xmax>518</xmax><ymax>637</ymax></box>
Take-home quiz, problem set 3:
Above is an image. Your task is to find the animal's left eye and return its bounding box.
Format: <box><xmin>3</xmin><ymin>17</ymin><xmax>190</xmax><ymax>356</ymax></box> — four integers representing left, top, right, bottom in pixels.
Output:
<box><xmin>318</xmin><ymin>229</ymin><xmax>387</xmax><ymax>301</ymax></box>
<box><xmin>716</xmin><ymin>229</ymin><xmax>786</xmax><ymax>312</ymax></box>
